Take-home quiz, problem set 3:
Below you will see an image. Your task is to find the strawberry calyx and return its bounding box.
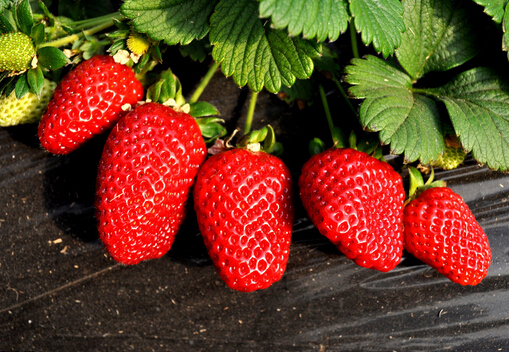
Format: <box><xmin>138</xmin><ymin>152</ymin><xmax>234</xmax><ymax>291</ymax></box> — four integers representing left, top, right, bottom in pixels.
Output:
<box><xmin>145</xmin><ymin>67</ymin><xmax>226</xmax><ymax>144</ymax></box>
<box><xmin>406</xmin><ymin>166</ymin><xmax>447</xmax><ymax>205</ymax></box>
<box><xmin>237</xmin><ymin>125</ymin><xmax>283</xmax><ymax>156</ymax></box>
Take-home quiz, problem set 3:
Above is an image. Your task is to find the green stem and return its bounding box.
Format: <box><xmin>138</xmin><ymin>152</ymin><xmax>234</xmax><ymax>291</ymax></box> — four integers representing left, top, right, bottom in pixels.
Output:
<box><xmin>39</xmin><ymin>15</ymin><xmax>120</xmax><ymax>48</ymax></box>
<box><xmin>244</xmin><ymin>90</ymin><xmax>259</xmax><ymax>135</ymax></box>
<box><xmin>332</xmin><ymin>76</ymin><xmax>357</xmax><ymax>118</ymax></box>
<box><xmin>135</xmin><ymin>60</ymin><xmax>158</xmax><ymax>83</ymax></box>
<box><xmin>349</xmin><ymin>21</ymin><xmax>360</xmax><ymax>59</ymax></box>
<box><xmin>189</xmin><ymin>61</ymin><xmax>220</xmax><ymax>104</ymax></box>
<box><xmin>319</xmin><ymin>84</ymin><xmax>335</xmax><ymax>144</ymax></box>
<box><xmin>70</xmin><ymin>13</ymin><xmax>123</xmax><ymax>30</ymax></box>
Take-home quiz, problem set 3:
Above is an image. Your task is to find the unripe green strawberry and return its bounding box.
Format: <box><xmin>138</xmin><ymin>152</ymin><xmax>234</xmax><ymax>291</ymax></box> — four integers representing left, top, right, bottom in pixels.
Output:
<box><xmin>0</xmin><ymin>32</ymin><xmax>36</xmax><ymax>72</ymax></box>
<box><xmin>434</xmin><ymin>145</ymin><xmax>467</xmax><ymax>170</ymax></box>
<box><xmin>0</xmin><ymin>79</ymin><xmax>57</xmax><ymax>127</ymax></box>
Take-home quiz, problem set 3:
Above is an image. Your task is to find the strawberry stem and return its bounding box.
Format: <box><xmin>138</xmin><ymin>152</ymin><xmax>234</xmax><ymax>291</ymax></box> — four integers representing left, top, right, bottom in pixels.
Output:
<box><xmin>349</xmin><ymin>21</ymin><xmax>360</xmax><ymax>59</ymax></box>
<box><xmin>244</xmin><ymin>90</ymin><xmax>258</xmax><ymax>134</ymax></box>
<box><xmin>319</xmin><ymin>84</ymin><xmax>335</xmax><ymax>144</ymax></box>
<box><xmin>68</xmin><ymin>13</ymin><xmax>123</xmax><ymax>31</ymax></box>
<box><xmin>38</xmin><ymin>13</ymin><xmax>123</xmax><ymax>48</ymax></box>
<box><xmin>189</xmin><ymin>61</ymin><xmax>220</xmax><ymax>104</ymax></box>
<box><xmin>331</xmin><ymin>75</ymin><xmax>358</xmax><ymax>118</ymax></box>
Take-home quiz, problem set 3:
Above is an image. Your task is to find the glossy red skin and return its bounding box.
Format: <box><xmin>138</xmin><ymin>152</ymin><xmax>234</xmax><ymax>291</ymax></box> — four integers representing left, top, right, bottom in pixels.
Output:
<box><xmin>95</xmin><ymin>103</ymin><xmax>206</xmax><ymax>265</ymax></box>
<box><xmin>193</xmin><ymin>148</ymin><xmax>294</xmax><ymax>292</ymax></box>
<box><xmin>38</xmin><ymin>55</ymin><xmax>143</xmax><ymax>154</ymax></box>
<box><xmin>403</xmin><ymin>187</ymin><xmax>491</xmax><ymax>285</ymax></box>
<box><xmin>299</xmin><ymin>148</ymin><xmax>405</xmax><ymax>272</ymax></box>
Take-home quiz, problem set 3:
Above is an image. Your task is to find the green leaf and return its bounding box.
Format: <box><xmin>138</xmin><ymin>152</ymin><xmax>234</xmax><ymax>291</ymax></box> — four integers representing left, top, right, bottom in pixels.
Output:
<box><xmin>429</xmin><ymin>67</ymin><xmax>509</xmax><ymax>171</ymax></box>
<box><xmin>195</xmin><ymin>117</ymin><xmax>226</xmax><ymax>142</ymax></box>
<box><xmin>30</xmin><ymin>22</ymin><xmax>45</xmax><ymax>46</ymax></box>
<box><xmin>121</xmin><ymin>0</ymin><xmax>218</xmax><ymax>46</ymax></box>
<box><xmin>146</xmin><ymin>69</ymin><xmax>186</xmax><ymax>106</ymax></box>
<box><xmin>14</xmin><ymin>72</ymin><xmax>29</xmax><ymax>99</ymax></box>
<box><xmin>210</xmin><ymin>0</ymin><xmax>321</xmax><ymax>93</ymax></box>
<box><xmin>344</xmin><ymin>55</ymin><xmax>444</xmax><ymax>163</ymax></box>
<box><xmin>383</xmin><ymin>94</ymin><xmax>444</xmax><ymax>163</ymax></box>
<box><xmin>349</xmin><ymin>0</ymin><xmax>405</xmax><ymax>58</ymax></box>
<box><xmin>179</xmin><ymin>38</ymin><xmax>211</xmax><ymax>63</ymax></box>
<box><xmin>313</xmin><ymin>45</ymin><xmax>340</xmax><ymax>77</ymax></box>
<box><xmin>0</xmin><ymin>13</ymin><xmax>16</xmax><ymax>33</ymax></box>
<box><xmin>396</xmin><ymin>0</ymin><xmax>480</xmax><ymax>80</ymax></box>
<box><xmin>37</xmin><ymin>47</ymin><xmax>69</xmax><ymax>70</ymax></box>
<box><xmin>258</xmin><ymin>0</ymin><xmax>349</xmax><ymax>42</ymax></box>
<box><xmin>281</xmin><ymin>78</ymin><xmax>316</xmax><ymax>105</ymax></box>
<box><xmin>503</xmin><ymin>6</ymin><xmax>509</xmax><ymax>59</ymax></box>
<box><xmin>27</xmin><ymin>65</ymin><xmax>44</xmax><ymax>96</ymax></box>
<box><xmin>188</xmin><ymin>101</ymin><xmax>220</xmax><ymax>117</ymax></box>
<box><xmin>15</xmin><ymin>0</ymin><xmax>34</xmax><ymax>35</ymax></box>
<box><xmin>309</xmin><ymin>137</ymin><xmax>326</xmax><ymax>155</ymax></box>
<box><xmin>473</xmin><ymin>0</ymin><xmax>508</xmax><ymax>23</ymax></box>
<box><xmin>0</xmin><ymin>0</ymin><xmax>16</xmax><ymax>13</ymax></box>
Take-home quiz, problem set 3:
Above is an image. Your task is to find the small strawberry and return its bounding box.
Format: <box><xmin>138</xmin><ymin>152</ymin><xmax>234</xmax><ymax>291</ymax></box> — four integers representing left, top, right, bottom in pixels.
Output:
<box><xmin>193</xmin><ymin>145</ymin><xmax>294</xmax><ymax>292</ymax></box>
<box><xmin>403</xmin><ymin>173</ymin><xmax>491</xmax><ymax>285</ymax></box>
<box><xmin>0</xmin><ymin>79</ymin><xmax>56</xmax><ymax>127</ymax></box>
<box><xmin>95</xmin><ymin>102</ymin><xmax>207</xmax><ymax>265</ymax></box>
<box><xmin>38</xmin><ymin>55</ymin><xmax>143</xmax><ymax>154</ymax></box>
<box><xmin>299</xmin><ymin>148</ymin><xmax>405</xmax><ymax>272</ymax></box>
<box><xmin>0</xmin><ymin>32</ymin><xmax>36</xmax><ymax>73</ymax></box>
<box><xmin>434</xmin><ymin>135</ymin><xmax>467</xmax><ymax>170</ymax></box>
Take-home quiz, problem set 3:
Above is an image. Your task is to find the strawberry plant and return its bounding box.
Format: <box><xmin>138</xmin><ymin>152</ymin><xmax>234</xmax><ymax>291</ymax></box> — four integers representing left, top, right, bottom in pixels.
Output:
<box><xmin>0</xmin><ymin>0</ymin><xmax>504</xmax><ymax>288</ymax></box>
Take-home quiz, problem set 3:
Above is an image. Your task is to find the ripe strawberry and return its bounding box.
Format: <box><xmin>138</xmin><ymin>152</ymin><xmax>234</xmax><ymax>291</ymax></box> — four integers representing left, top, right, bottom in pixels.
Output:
<box><xmin>38</xmin><ymin>55</ymin><xmax>143</xmax><ymax>154</ymax></box>
<box><xmin>403</xmin><ymin>187</ymin><xmax>491</xmax><ymax>285</ymax></box>
<box><xmin>299</xmin><ymin>148</ymin><xmax>405</xmax><ymax>272</ymax></box>
<box><xmin>193</xmin><ymin>148</ymin><xmax>294</xmax><ymax>292</ymax></box>
<box><xmin>95</xmin><ymin>102</ymin><xmax>207</xmax><ymax>265</ymax></box>
<box><xmin>0</xmin><ymin>79</ymin><xmax>56</xmax><ymax>127</ymax></box>
<box><xmin>0</xmin><ymin>32</ymin><xmax>36</xmax><ymax>72</ymax></box>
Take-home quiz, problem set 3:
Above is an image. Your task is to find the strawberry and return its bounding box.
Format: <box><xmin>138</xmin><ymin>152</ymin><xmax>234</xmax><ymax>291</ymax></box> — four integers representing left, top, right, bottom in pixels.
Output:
<box><xmin>38</xmin><ymin>55</ymin><xmax>143</xmax><ymax>154</ymax></box>
<box><xmin>0</xmin><ymin>79</ymin><xmax>56</xmax><ymax>127</ymax></box>
<box><xmin>0</xmin><ymin>32</ymin><xmax>36</xmax><ymax>72</ymax></box>
<box><xmin>403</xmin><ymin>186</ymin><xmax>491</xmax><ymax>285</ymax></box>
<box><xmin>299</xmin><ymin>148</ymin><xmax>405</xmax><ymax>272</ymax></box>
<box><xmin>193</xmin><ymin>148</ymin><xmax>294</xmax><ymax>292</ymax></box>
<box><xmin>95</xmin><ymin>102</ymin><xmax>207</xmax><ymax>265</ymax></box>
<box><xmin>434</xmin><ymin>136</ymin><xmax>467</xmax><ymax>170</ymax></box>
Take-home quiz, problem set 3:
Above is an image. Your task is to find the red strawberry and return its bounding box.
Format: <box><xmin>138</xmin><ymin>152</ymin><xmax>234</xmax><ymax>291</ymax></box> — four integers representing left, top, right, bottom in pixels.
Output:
<box><xmin>193</xmin><ymin>148</ymin><xmax>294</xmax><ymax>292</ymax></box>
<box><xmin>299</xmin><ymin>148</ymin><xmax>405</xmax><ymax>272</ymax></box>
<box><xmin>403</xmin><ymin>187</ymin><xmax>491</xmax><ymax>285</ymax></box>
<box><xmin>95</xmin><ymin>102</ymin><xmax>206</xmax><ymax>265</ymax></box>
<box><xmin>38</xmin><ymin>55</ymin><xmax>143</xmax><ymax>154</ymax></box>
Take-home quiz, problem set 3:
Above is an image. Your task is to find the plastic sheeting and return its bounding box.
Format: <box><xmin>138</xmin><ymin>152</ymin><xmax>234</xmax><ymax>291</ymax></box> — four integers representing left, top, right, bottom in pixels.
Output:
<box><xmin>1</xmin><ymin>76</ymin><xmax>509</xmax><ymax>352</ymax></box>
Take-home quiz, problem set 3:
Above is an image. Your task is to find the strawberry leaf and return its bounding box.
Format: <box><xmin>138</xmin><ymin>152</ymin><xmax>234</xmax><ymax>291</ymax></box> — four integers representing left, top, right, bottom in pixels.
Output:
<box><xmin>0</xmin><ymin>13</ymin><xmax>16</xmax><ymax>33</ymax></box>
<box><xmin>503</xmin><ymin>5</ymin><xmax>509</xmax><ymax>59</ymax></box>
<box><xmin>472</xmin><ymin>0</ymin><xmax>508</xmax><ymax>23</ymax></box>
<box><xmin>121</xmin><ymin>0</ymin><xmax>218</xmax><ymax>46</ymax></box>
<box><xmin>349</xmin><ymin>0</ymin><xmax>405</xmax><ymax>58</ymax></box>
<box><xmin>14</xmin><ymin>72</ymin><xmax>29</xmax><ymax>99</ymax></box>
<box><xmin>27</xmin><ymin>66</ymin><xmax>44</xmax><ymax>97</ymax></box>
<box><xmin>30</xmin><ymin>22</ymin><xmax>45</xmax><ymax>46</ymax></box>
<box><xmin>429</xmin><ymin>67</ymin><xmax>509</xmax><ymax>171</ymax></box>
<box><xmin>188</xmin><ymin>102</ymin><xmax>220</xmax><ymax>118</ymax></box>
<box><xmin>210</xmin><ymin>0</ymin><xmax>321</xmax><ymax>93</ymax></box>
<box><xmin>0</xmin><ymin>0</ymin><xmax>15</xmax><ymax>12</ymax></box>
<box><xmin>15</xmin><ymin>0</ymin><xmax>33</xmax><ymax>36</ymax></box>
<box><xmin>396</xmin><ymin>0</ymin><xmax>480</xmax><ymax>81</ymax></box>
<box><xmin>179</xmin><ymin>38</ymin><xmax>210</xmax><ymax>63</ymax></box>
<box><xmin>344</xmin><ymin>55</ymin><xmax>444</xmax><ymax>164</ymax></box>
<box><xmin>37</xmin><ymin>47</ymin><xmax>69</xmax><ymax>70</ymax></box>
<box><xmin>258</xmin><ymin>0</ymin><xmax>349</xmax><ymax>42</ymax></box>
